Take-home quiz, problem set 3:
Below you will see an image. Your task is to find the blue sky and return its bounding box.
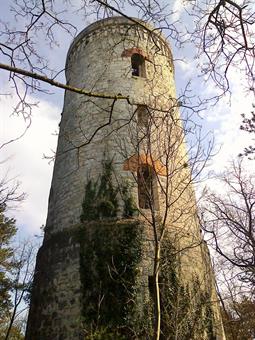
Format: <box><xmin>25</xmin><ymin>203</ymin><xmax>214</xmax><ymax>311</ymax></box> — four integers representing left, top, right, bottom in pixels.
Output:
<box><xmin>0</xmin><ymin>0</ymin><xmax>254</xmax><ymax>239</ymax></box>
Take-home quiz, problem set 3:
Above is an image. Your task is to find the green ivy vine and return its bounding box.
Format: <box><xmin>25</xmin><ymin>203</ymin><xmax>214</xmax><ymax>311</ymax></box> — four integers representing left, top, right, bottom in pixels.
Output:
<box><xmin>80</xmin><ymin>160</ymin><xmax>137</xmax><ymax>222</ymax></box>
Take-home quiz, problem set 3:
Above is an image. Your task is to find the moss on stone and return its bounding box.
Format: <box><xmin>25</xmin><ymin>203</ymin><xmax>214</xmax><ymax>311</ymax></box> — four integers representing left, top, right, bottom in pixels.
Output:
<box><xmin>120</xmin><ymin>182</ymin><xmax>138</xmax><ymax>218</ymax></box>
<box><xmin>78</xmin><ymin>220</ymin><xmax>145</xmax><ymax>338</ymax></box>
<box><xmin>160</xmin><ymin>239</ymin><xmax>216</xmax><ymax>339</ymax></box>
<box><xmin>80</xmin><ymin>160</ymin><xmax>137</xmax><ymax>222</ymax></box>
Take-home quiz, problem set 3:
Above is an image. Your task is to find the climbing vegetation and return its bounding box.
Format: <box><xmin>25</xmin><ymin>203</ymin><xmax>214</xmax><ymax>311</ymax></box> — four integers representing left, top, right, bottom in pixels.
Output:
<box><xmin>80</xmin><ymin>160</ymin><xmax>137</xmax><ymax>222</ymax></box>
<box><xmin>78</xmin><ymin>221</ymin><xmax>144</xmax><ymax>338</ymax></box>
<box><xmin>160</xmin><ymin>239</ymin><xmax>216</xmax><ymax>339</ymax></box>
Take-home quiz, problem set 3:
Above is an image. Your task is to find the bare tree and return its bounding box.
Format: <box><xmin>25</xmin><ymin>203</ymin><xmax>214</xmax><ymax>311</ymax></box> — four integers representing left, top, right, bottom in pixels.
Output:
<box><xmin>189</xmin><ymin>0</ymin><xmax>255</xmax><ymax>94</ymax></box>
<box><xmin>0</xmin><ymin>163</ymin><xmax>25</xmax><ymax>207</ymax></box>
<box><xmin>240</xmin><ymin>108</ymin><xmax>255</xmax><ymax>158</ymax></box>
<box><xmin>78</xmin><ymin>100</ymin><xmax>220</xmax><ymax>338</ymax></box>
<box><xmin>3</xmin><ymin>240</ymin><xmax>36</xmax><ymax>340</ymax></box>
<box><xmin>212</xmin><ymin>254</ymin><xmax>255</xmax><ymax>339</ymax></box>
<box><xmin>123</xmin><ymin>104</ymin><xmax>217</xmax><ymax>339</ymax></box>
<box><xmin>0</xmin><ymin>2</ymin><xmax>238</xmax><ymax>338</ymax></box>
<box><xmin>221</xmin><ymin>295</ymin><xmax>255</xmax><ymax>340</ymax></box>
<box><xmin>0</xmin><ymin>0</ymin><xmax>254</xmax><ymax>123</ymax></box>
<box><xmin>0</xmin><ymin>1</ymin><xmax>176</xmax><ymax>118</ymax></box>
<box><xmin>200</xmin><ymin>159</ymin><xmax>255</xmax><ymax>296</ymax></box>
<box><xmin>0</xmin><ymin>168</ymin><xmax>25</xmax><ymax>329</ymax></box>
<box><xmin>0</xmin><ymin>202</ymin><xmax>27</xmax><ymax>339</ymax></box>
<box><xmin>0</xmin><ymin>163</ymin><xmax>35</xmax><ymax>339</ymax></box>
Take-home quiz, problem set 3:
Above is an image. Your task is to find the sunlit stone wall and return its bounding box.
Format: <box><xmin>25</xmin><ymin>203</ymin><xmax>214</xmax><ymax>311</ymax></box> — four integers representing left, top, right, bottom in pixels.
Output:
<box><xmin>26</xmin><ymin>17</ymin><xmax>225</xmax><ymax>340</ymax></box>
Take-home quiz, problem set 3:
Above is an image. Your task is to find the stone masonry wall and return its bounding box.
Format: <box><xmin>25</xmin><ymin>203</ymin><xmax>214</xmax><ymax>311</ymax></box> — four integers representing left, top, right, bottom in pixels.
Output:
<box><xmin>26</xmin><ymin>221</ymin><xmax>153</xmax><ymax>340</ymax></box>
<box><xmin>25</xmin><ymin>227</ymin><xmax>82</xmax><ymax>340</ymax></box>
<box><xmin>26</xmin><ymin>17</ymin><xmax>225</xmax><ymax>340</ymax></box>
<box><xmin>45</xmin><ymin>17</ymin><xmax>176</xmax><ymax>236</ymax></box>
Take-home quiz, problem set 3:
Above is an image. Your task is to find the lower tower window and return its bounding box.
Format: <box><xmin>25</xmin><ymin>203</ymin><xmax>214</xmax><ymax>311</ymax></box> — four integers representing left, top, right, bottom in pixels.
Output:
<box><xmin>138</xmin><ymin>165</ymin><xmax>157</xmax><ymax>209</ymax></box>
<box><xmin>137</xmin><ymin>105</ymin><xmax>149</xmax><ymax>127</ymax></box>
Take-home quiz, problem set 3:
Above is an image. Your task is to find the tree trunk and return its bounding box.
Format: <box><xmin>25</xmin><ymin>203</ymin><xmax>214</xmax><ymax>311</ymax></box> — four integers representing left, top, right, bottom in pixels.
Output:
<box><xmin>153</xmin><ymin>242</ymin><xmax>161</xmax><ymax>340</ymax></box>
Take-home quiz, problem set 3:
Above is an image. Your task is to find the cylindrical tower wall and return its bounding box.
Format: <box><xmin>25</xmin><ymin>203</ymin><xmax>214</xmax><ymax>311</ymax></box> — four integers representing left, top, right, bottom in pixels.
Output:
<box><xmin>26</xmin><ymin>17</ymin><xmax>226</xmax><ymax>340</ymax></box>
<box><xmin>45</xmin><ymin>17</ymin><xmax>176</xmax><ymax>236</ymax></box>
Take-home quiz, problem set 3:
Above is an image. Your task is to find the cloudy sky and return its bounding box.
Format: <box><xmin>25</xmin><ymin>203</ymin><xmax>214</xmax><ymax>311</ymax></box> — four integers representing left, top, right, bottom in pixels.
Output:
<box><xmin>0</xmin><ymin>1</ymin><xmax>254</xmax><ymax>239</ymax></box>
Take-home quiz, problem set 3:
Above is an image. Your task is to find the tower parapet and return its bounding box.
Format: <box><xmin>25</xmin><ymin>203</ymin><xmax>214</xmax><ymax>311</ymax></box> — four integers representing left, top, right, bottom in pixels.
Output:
<box><xmin>66</xmin><ymin>17</ymin><xmax>174</xmax><ymax>71</ymax></box>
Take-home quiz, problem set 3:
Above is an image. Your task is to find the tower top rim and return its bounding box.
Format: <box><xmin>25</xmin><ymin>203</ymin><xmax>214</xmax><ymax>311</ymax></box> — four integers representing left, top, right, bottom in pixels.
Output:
<box><xmin>66</xmin><ymin>16</ymin><xmax>173</xmax><ymax>65</ymax></box>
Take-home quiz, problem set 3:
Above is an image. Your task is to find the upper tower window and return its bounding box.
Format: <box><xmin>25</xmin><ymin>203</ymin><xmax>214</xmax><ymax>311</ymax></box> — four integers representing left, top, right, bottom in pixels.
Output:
<box><xmin>131</xmin><ymin>53</ymin><xmax>146</xmax><ymax>77</ymax></box>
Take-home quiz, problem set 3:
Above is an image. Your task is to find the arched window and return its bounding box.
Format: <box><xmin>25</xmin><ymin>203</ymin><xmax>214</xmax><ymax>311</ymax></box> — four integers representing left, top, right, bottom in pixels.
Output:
<box><xmin>131</xmin><ymin>53</ymin><xmax>146</xmax><ymax>77</ymax></box>
<box><xmin>138</xmin><ymin>165</ymin><xmax>158</xmax><ymax>209</ymax></box>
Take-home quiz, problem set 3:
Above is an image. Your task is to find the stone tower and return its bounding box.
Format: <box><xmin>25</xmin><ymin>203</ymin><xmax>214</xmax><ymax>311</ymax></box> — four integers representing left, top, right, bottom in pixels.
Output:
<box><xmin>26</xmin><ymin>17</ymin><xmax>225</xmax><ymax>339</ymax></box>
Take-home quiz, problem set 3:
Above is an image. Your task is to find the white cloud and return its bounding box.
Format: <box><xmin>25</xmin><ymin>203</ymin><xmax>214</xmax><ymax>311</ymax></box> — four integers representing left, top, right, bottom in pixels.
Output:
<box><xmin>172</xmin><ymin>0</ymin><xmax>185</xmax><ymax>21</ymax></box>
<box><xmin>192</xmin><ymin>67</ymin><xmax>255</xmax><ymax>186</ymax></box>
<box><xmin>0</xmin><ymin>90</ymin><xmax>59</xmax><ymax>237</ymax></box>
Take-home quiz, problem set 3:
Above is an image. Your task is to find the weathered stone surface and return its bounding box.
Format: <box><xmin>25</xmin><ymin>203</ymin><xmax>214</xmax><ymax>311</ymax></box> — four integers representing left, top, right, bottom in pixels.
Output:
<box><xmin>25</xmin><ymin>227</ymin><xmax>82</xmax><ymax>339</ymax></box>
<box><xmin>26</xmin><ymin>17</ymin><xmax>225</xmax><ymax>340</ymax></box>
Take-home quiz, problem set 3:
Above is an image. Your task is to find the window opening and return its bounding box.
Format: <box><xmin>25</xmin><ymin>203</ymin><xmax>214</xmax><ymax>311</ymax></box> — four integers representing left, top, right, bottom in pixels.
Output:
<box><xmin>137</xmin><ymin>105</ymin><xmax>149</xmax><ymax>127</ymax></box>
<box><xmin>131</xmin><ymin>53</ymin><xmax>146</xmax><ymax>77</ymax></box>
<box><xmin>148</xmin><ymin>275</ymin><xmax>163</xmax><ymax>298</ymax></box>
<box><xmin>138</xmin><ymin>165</ymin><xmax>154</xmax><ymax>209</ymax></box>
<box><xmin>148</xmin><ymin>275</ymin><xmax>154</xmax><ymax>296</ymax></box>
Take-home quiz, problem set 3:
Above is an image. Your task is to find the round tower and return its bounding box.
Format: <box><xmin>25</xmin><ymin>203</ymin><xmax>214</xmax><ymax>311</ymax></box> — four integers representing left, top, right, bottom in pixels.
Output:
<box><xmin>44</xmin><ymin>16</ymin><xmax>175</xmax><ymax>236</ymax></box>
<box><xmin>26</xmin><ymin>17</ymin><xmax>225</xmax><ymax>340</ymax></box>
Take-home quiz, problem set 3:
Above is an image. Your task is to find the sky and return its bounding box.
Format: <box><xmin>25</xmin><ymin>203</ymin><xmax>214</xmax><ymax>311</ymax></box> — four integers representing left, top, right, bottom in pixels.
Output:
<box><xmin>0</xmin><ymin>0</ymin><xmax>254</xmax><ymax>240</ymax></box>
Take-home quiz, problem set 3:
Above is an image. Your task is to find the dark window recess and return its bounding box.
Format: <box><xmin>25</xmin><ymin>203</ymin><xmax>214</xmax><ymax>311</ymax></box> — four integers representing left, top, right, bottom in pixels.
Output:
<box><xmin>148</xmin><ymin>275</ymin><xmax>154</xmax><ymax>296</ymax></box>
<box><xmin>131</xmin><ymin>53</ymin><xmax>146</xmax><ymax>77</ymax></box>
<box><xmin>138</xmin><ymin>165</ymin><xmax>153</xmax><ymax>209</ymax></box>
<box><xmin>137</xmin><ymin>105</ymin><xmax>149</xmax><ymax>127</ymax></box>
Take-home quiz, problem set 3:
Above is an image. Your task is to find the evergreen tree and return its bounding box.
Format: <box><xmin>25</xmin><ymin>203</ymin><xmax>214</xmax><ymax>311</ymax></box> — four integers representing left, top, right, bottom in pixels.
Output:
<box><xmin>0</xmin><ymin>203</ymin><xmax>17</xmax><ymax>318</ymax></box>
